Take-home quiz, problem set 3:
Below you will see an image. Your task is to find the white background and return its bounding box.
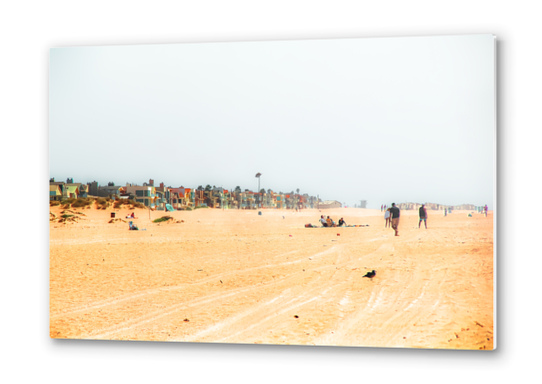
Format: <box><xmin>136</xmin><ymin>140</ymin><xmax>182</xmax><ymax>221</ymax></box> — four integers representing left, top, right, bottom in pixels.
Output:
<box><xmin>0</xmin><ymin>1</ymin><xmax>537</xmax><ymax>383</ymax></box>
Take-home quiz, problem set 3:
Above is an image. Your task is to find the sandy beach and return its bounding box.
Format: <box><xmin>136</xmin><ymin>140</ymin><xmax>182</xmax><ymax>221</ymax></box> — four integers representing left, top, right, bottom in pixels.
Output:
<box><xmin>49</xmin><ymin>205</ymin><xmax>494</xmax><ymax>350</ymax></box>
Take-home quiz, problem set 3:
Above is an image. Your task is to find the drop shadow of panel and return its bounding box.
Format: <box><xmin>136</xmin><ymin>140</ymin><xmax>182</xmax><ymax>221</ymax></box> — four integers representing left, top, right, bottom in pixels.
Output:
<box><xmin>49</xmin><ymin>337</ymin><xmax>503</xmax><ymax>362</ymax></box>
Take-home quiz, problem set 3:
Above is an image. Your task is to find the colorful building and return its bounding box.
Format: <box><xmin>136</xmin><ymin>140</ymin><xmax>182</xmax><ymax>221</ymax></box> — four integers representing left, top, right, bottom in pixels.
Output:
<box><xmin>64</xmin><ymin>185</ymin><xmax>80</xmax><ymax>199</ymax></box>
<box><xmin>194</xmin><ymin>189</ymin><xmax>206</xmax><ymax>207</ymax></box>
<box><xmin>154</xmin><ymin>182</ymin><xmax>171</xmax><ymax>210</ymax></box>
<box><xmin>124</xmin><ymin>185</ymin><xmax>157</xmax><ymax>208</ymax></box>
<box><xmin>49</xmin><ymin>184</ymin><xmax>62</xmax><ymax>201</ymax></box>
<box><xmin>66</xmin><ymin>183</ymin><xmax>88</xmax><ymax>198</ymax></box>
<box><xmin>169</xmin><ymin>186</ymin><xmax>193</xmax><ymax>209</ymax></box>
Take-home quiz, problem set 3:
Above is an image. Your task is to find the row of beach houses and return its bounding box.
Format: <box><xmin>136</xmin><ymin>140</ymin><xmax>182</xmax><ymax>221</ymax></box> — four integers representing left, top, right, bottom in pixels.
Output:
<box><xmin>49</xmin><ymin>178</ymin><xmax>342</xmax><ymax>211</ymax></box>
<box><xmin>396</xmin><ymin>202</ymin><xmax>478</xmax><ymax>211</ymax></box>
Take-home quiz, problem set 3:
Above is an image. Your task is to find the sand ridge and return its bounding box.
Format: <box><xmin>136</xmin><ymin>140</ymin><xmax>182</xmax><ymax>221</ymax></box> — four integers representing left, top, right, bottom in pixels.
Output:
<box><xmin>49</xmin><ymin>205</ymin><xmax>494</xmax><ymax>350</ymax></box>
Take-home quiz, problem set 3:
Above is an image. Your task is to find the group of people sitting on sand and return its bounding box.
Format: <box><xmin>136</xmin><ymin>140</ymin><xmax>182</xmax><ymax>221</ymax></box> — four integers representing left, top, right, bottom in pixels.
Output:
<box><xmin>127</xmin><ymin>211</ymin><xmax>139</xmax><ymax>230</ymax></box>
<box><xmin>319</xmin><ymin>215</ymin><xmax>346</xmax><ymax>227</ymax></box>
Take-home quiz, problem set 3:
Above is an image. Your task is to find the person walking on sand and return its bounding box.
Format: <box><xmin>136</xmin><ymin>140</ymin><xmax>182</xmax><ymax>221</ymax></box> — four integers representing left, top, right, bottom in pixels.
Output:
<box><xmin>384</xmin><ymin>208</ymin><xmax>391</xmax><ymax>228</ymax></box>
<box><xmin>390</xmin><ymin>203</ymin><xmax>400</xmax><ymax>236</ymax></box>
<box><xmin>419</xmin><ymin>204</ymin><xmax>427</xmax><ymax>229</ymax></box>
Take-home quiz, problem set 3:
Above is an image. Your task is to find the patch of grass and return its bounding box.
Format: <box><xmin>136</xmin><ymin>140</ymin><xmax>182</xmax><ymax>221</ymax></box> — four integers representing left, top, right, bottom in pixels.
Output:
<box><xmin>96</xmin><ymin>197</ymin><xmax>110</xmax><ymax>209</ymax></box>
<box><xmin>71</xmin><ymin>197</ymin><xmax>93</xmax><ymax>208</ymax></box>
<box><xmin>114</xmin><ymin>199</ymin><xmax>146</xmax><ymax>209</ymax></box>
<box><xmin>153</xmin><ymin>216</ymin><xmax>172</xmax><ymax>223</ymax></box>
<box><xmin>129</xmin><ymin>199</ymin><xmax>146</xmax><ymax>209</ymax></box>
<box><xmin>194</xmin><ymin>206</ymin><xmax>208</xmax><ymax>209</ymax></box>
<box><xmin>61</xmin><ymin>214</ymin><xmax>74</xmax><ymax>219</ymax></box>
<box><xmin>50</xmin><ymin>200</ymin><xmax>60</xmax><ymax>206</ymax></box>
<box><xmin>60</xmin><ymin>198</ymin><xmax>76</xmax><ymax>208</ymax></box>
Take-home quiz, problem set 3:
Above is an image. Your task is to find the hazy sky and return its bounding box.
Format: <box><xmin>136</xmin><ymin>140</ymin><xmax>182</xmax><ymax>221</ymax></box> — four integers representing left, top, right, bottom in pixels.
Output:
<box><xmin>49</xmin><ymin>34</ymin><xmax>495</xmax><ymax>208</ymax></box>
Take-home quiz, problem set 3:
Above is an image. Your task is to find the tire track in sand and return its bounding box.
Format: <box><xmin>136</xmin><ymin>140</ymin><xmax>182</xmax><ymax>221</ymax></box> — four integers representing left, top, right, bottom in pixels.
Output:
<box><xmin>82</xmin><ymin>245</ymin><xmax>345</xmax><ymax>339</ymax></box>
<box><xmin>315</xmin><ymin>262</ymin><xmax>450</xmax><ymax>347</ymax></box>
<box><xmin>179</xmin><ymin>243</ymin><xmax>385</xmax><ymax>343</ymax></box>
<box><xmin>58</xmin><ymin>241</ymin><xmax>388</xmax><ymax>341</ymax></box>
<box><xmin>50</xmin><ymin>244</ymin><xmax>341</xmax><ymax>319</ymax></box>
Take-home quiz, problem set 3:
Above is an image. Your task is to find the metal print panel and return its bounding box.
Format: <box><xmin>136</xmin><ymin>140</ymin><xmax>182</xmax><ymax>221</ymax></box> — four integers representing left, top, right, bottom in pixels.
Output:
<box><xmin>49</xmin><ymin>34</ymin><xmax>495</xmax><ymax>349</ymax></box>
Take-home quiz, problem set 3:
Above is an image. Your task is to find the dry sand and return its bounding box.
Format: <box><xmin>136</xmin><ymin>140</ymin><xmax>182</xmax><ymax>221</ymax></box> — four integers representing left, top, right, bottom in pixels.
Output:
<box><xmin>49</xmin><ymin>205</ymin><xmax>494</xmax><ymax>350</ymax></box>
